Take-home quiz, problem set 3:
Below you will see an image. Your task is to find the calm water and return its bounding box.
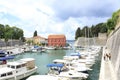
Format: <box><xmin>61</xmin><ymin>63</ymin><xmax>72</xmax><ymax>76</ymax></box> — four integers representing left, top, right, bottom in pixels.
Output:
<box><xmin>13</xmin><ymin>49</ymin><xmax>74</xmax><ymax>75</ymax></box>
<box><xmin>11</xmin><ymin>41</ymin><xmax>102</xmax><ymax>80</ymax></box>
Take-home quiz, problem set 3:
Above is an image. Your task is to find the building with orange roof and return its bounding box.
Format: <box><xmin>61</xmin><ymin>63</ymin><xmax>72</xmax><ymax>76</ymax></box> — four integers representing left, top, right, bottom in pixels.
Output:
<box><xmin>48</xmin><ymin>34</ymin><xmax>66</xmax><ymax>47</ymax></box>
<box><xmin>33</xmin><ymin>36</ymin><xmax>47</xmax><ymax>45</ymax></box>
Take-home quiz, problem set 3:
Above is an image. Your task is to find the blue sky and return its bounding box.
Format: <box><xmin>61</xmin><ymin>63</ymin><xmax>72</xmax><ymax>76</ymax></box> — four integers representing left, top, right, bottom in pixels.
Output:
<box><xmin>0</xmin><ymin>0</ymin><xmax>120</xmax><ymax>40</ymax></box>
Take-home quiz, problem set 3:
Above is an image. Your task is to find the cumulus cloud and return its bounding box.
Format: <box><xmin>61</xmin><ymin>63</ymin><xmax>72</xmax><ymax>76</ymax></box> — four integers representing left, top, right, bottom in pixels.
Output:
<box><xmin>51</xmin><ymin>0</ymin><xmax>119</xmax><ymax>20</ymax></box>
<box><xmin>0</xmin><ymin>0</ymin><xmax>120</xmax><ymax>40</ymax></box>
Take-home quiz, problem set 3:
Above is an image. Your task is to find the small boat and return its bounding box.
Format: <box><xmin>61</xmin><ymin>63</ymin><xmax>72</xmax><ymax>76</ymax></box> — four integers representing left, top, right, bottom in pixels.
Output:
<box><xmin>46</xmin><ymin>63</ymin><xmax>88</xmax><ymax>80</ymax></box>
<box><xmin>63</xmin><ymin>52</ymin><xmax>81</xmax><ymax>61</ymax></box>
<box><xmin>0</xmin><ymin>50</ymin><xmax>14</xmax><ymax>65</ymax></box>
<box><xmin>41</xmin><ymin>48</ymin><xmax>46</xmax><ymax>52</ymax></box>
<box><xmin>53</xmin><ymin>59</ymin><xmax>91</xmax><ymax>74</ymax></box>
<box><xmin>31</xmin><ymin>46</ymin><xmax>42</xmax><ymax>52</ymax></box>
<box><xmin>0</xmin><ymin>58</ymin><xmax>38</xmax><ymax>80</ymax></box>
<box><xmin>0</xmin><ymin>50</ymin><xmax>6</xmax><ymax>57</ymax></box>
<box><xmin>59</xmin><ymin>70</ymin><xmax>88</xmax><ymax>80</ymax></box>
<box><xmin>63</xmin><ymin>46</ymin><xmax>72</xmax><ymax>50</ymax></box>
<box><xmin>27</xmin><ymin>75</ymin><xmax>65</xmax><ymax>80</ymax></box>
<box><xmin>45</xmin><ymin>46</ymin><xmax>56</xmax><ymax>50</ymax></box>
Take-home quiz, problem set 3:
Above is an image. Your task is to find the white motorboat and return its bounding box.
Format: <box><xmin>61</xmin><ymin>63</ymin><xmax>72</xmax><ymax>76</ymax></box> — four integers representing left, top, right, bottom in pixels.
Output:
<box><xmin>31</xmin><ymin>46</ymin><xmax>42</xmax><ymax>53</ymax></box>
<box><xmin>59</xmin><ymin>70</ymin><xmax>88</xmax><ymax>80</ymax></box>
<box><xmin>6</xmin><ymin>47</ymin><xmax>24</xmax><ymax>56</ymax></box>
<box><xmin>41</xmin><ymin>48</ymin><xmax>47</xmax><ymax>52</ymax></box>
<box><xmin>63</xmin><ymin>52</ymin><xmax>81</xmax><ymax>61</ymax></box>
<box><xmin>0</xmin><ymin>58</ymin><xmax>38</xmax><ymax>80</ymax></box>
<box><xmin>53</xmin><ymin>59</ymin><xmax>91</xmax><ymax>73</ymax></box>
<box><xmin>71</xmin><ymin>58</ymin><xmax>95</xmax><ymax>68</ymax></box>
<box><xmin>45</xmin><ymin>46</ymin><xmax>56</xmax><ymax>50</ymax></box>
<box><xmin>63</xmin><ymin>46</ymin><xmax>72</xmax><ymax>50</ymax></box>
<box><xmin>27</xmin><ymin>75</ymin><xmax>60</xmax><ymax>80</ymax></box>
<box><xmin>63</xmin><ymin>56</ymin><xmax>79</xmax><ymax>61</ymax></box>
<box><xmin>46</xmin><ymin>63</ymin><xmax>88</xmax><ymax>80</ymax></box>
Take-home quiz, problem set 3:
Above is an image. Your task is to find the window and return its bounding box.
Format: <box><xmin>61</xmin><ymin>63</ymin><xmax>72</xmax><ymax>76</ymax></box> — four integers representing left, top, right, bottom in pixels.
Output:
<box><xmin>16</xmin><ymin>65</ymin><xmax>21</xmax><ymax>69</ymax></box>
<box><xmin>1</xmin><ymin>73</ymin><xmax>6</xmax><ymax>77</ymax></box>
<box><xmin>7</xmin><ymin>72</ymin><xmax>13</xmax><ymax>76</ymax></box>
<box><xmin>22</xmin><ymin>64</ymin><xmax>26</xmax><ymax>67</ymax></box>
<box><xmin>7</xmin><ymin>65</ymin><xmax>10</xmax><ymax>68</ymax></box>
<box><xmin>11</xmin><ymin>66</ymin><xmax>15</xmax><ymax>69</ymax></box>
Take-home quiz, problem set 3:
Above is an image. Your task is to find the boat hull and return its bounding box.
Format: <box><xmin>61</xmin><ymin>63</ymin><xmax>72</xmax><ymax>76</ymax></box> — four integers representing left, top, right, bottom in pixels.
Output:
<box><xmin>0</xmin><ymin>66</ymin><xmax>38</xmax><ymax>80</ymax></box>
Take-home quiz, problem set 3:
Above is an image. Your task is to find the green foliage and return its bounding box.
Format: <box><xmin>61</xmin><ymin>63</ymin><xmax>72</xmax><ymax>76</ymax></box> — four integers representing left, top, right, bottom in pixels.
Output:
<box><xmin>81</xmin><ymin>26</ymin><xmax>93</xmax><ymax>38</ymax></box>
<box><xmin>107</xmin><ymin>18</ymin><xmax>115</xmax><ymax>30</ymax></box>
<box><xmin>0</xmin><ymin>24</ymin><xmax>4</xmax><ymax>38</ymax></box>
<box><xmin>93</xmin><ymin>23</ymin><xmax>108</xmax><ymax>35</ymax></box>
<box><xmin>107</xmin><ymin>9</ymin><xmax>120</xmax><ymax>31</ymax></box>
<box><xmin>100</xmin><ymin>23</ymin><xmax>107</xmax><ymax>33</ymax></box>
<box><xmin>75</xmin><ymin>23</ymin><xmax>108</xmax><ymax>39</ymax></box>
<box><xmin>74</xmin><ymin>9</ymin><xmax>120</xmax><ymax>38</ymax></box>
<box><xmin>0</xmin><ymin>24</ymin><xmax>24</xmax><ymax>42</ymax></box>
<box><xmin>81</xmin><ymin>26</ymin><xmax>87</xmax><ymax>37</ymax></box>
<box><xmin>26</xmin><ymin>40</ymin><xmax>33</xmax><ymax>45</ymax></box>
<box><xmin>33</xmin><ymin>30</ymin><xmax>37</xmax><ymax>37</ymax></box>
<box><xmin>75</xmin><ymin>27</ymin><xmax>81</xmax><ymax>40</ymax></box>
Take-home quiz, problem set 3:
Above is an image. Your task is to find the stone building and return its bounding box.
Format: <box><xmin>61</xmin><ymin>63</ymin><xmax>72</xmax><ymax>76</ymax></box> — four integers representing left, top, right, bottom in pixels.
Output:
<box><xmin>33</xmin><ymin>36</ymin><xmax>47</xmax><ymax>45</ymax></box>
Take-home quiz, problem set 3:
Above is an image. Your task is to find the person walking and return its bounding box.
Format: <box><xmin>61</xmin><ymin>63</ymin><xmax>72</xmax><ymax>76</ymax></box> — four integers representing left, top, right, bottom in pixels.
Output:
<box><xmin>104</xmin><ymin>53</ymin><xmax>106</xmax><ymax>60</ymax></box>
<box><xmin>106</xmin><ymin>53</ymin><xmax>109</xmax><ymax>60</ymax></box>
<box><xmin>108</xmin><ymin>53</ymin><xmax>111</xmax><ymax>60</ymax></box>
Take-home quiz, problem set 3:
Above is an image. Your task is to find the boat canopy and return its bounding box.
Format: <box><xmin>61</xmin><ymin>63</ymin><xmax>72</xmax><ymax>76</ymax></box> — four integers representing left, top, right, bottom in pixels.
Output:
<box><xmin>34</xmin><ymin>45</ymin><xmax>41</xmax><ymax>48</ymax></box>
<box><xmin>0</xmin><ymin>56</ymin><xmax>15</xmax><ymax>61</ymax></box>
<box><xmin>47</xmin><ymin>63</ymin><xmax>64</xmax><ymax>68</ymax></box>
<box><xmin>70</xmin><ymin>52</ymin><xmax>81</xmax><ymax>57</ymax></box>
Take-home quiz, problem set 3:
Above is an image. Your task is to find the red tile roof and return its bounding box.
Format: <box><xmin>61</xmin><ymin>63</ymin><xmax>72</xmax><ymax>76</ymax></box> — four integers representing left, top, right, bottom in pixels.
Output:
<box><xmin>34</xmin><ymin>36</ymin><xmax>46</xmax><ymax>39</ymax></box>
<box><xmin>48</xmin><ymin>35</ymin><xmax>66</xmax><ymax>38</ymax></box>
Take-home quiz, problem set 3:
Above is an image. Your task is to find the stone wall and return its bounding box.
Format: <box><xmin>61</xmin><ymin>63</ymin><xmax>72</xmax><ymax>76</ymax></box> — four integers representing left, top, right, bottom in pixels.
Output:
<box><xmin>98</xmin><ymin>33</ymin><xmax>107</xmax><ymax>39</ymax></box>
<box><xmin>74</xmin><ymin>37</ymin><xmax>107</xmax><ymax>47</ymax></box>
<box><xmin>106</xmin><ymin>27</ymin><xmax>120</xmax><ymax>79</ymax></box>
<box><xmin>0</xmin><ymin>40</ymin><xmax>24</xmax><ymax>47</ymax></box>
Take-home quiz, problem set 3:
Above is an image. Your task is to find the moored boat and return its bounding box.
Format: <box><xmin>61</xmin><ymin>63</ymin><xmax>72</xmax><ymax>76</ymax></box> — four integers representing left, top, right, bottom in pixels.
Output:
<box><xmin>31</xmin><ymin>46</ymin><xmax>42</xmax><ymax>53</ymax></box>
<box><xmin>27</xmin><ymin>75</ymin><xmax>62</xmax><ymax>80</ymax></box>
<box><xmin>0</xmin><ymin>58</ymin><xmax>37</xmax><ymax>80</ymax></box>
<box><xmin>46</xmin><ymin>63</ymin><xmax>88</xmax><ymax>80</ymax></box>
<box><xmin>0</xmin><ymin>50</ymin><xmax>14</xmax><ymax>65</ymax></box>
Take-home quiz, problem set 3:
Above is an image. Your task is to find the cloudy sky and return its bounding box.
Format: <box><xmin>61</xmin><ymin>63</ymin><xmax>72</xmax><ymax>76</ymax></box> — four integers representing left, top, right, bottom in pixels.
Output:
<box><xmin>0</xmin><ymin>0</ymin><xmax>120</xmax><ymax>40</ymax></box>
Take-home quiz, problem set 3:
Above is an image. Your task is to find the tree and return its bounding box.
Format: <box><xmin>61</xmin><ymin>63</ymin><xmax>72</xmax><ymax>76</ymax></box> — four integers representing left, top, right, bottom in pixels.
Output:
<box><xmin>90</xmin><ymin>25</ymin><xmax>95</xmax><ymax>37</ymax></box>
<box><xmin>33</xmin><ymin>30</ymin><xmax>37</xmax><ymax>37</ymax></box>
<box><xmin>92</xmin><ymin>23</ymin><xmax>102</xmax><ymax>37</ymax></box>
<box><xmin>4</xmin><ymin>25</ymin><xmax>12</xmax><ymax>39</ymax></box>
<box><xmin>106</xmin><ymin>9</ymin><xmax>120</xmax><ymax>31</ymax></box>
<box><xmin>107</xmin><ymin>19</ymin><xmax>115</xmax><ymax>30</ymax></box>
<box><xmin>0</xmin><ymin>24</ymin><xmax>4</xmax><ymax>38</ymax></box>
<box><xmin>75</xmin><ymin>27</ymin><xmax>81</xmax><ymax>40</ymax></box>
<box><xmin>81</xmin><ymin>26</ymin><xmax>89</xmax><ymax>37</ymax></box>
<box><xmin>4</xmin><ymin>33</ymin><xmax>9</xmax><ymax>46</ymax></box>
<box><xmin>100</xmin><ymin>23</ymin><xmax>108</xmax><ymax>33</ymax></box>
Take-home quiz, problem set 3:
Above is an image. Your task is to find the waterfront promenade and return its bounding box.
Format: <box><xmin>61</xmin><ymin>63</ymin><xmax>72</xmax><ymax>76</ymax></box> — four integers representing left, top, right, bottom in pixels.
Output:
<box><xmin>99</xmin><ymin>47</ymin><xmax>117</xmax><ymax>80</ymax></box>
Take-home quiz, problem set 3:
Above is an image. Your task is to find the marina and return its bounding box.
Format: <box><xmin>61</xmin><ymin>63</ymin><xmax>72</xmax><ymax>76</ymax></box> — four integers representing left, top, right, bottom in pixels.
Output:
<box><xmin>1</xmin><ymin>1</ymin><xmax>120</xmax><ymax>80</ymax></box>
<box><xmin>0</xmin><ymin>40</ymin><xmax>102</xmax><ymax>80</ymax></box>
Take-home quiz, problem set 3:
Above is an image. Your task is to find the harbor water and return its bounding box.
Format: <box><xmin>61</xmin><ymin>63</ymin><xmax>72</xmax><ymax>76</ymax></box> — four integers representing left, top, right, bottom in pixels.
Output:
<box><xmin>13</xmin><ymin>50</ymin><xmax>75</xmax><ymax>75</ymax></box>
<box><xmin>10</xmin><ymin>41</ymin><xmax>102</xmax><ymax>80</ymax></box>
